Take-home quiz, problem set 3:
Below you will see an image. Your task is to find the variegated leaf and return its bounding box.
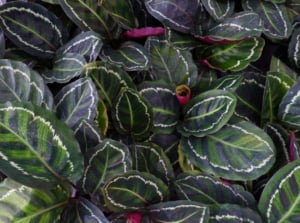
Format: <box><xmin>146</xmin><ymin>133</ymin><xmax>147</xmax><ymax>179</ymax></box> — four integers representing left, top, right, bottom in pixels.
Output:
<box><xmin>147</xmin><ymin>200</ymin><xmax>209</xmax><ymax>223</ymax></box>
<box><xmin>210</xmin><ymin>204</ymin><xmax>263</xmax><ymax>223</ymax></box>
<box><xmin>209</xmin><ymin>74</ymin><xmax>243</xmax><ymax>91</ymax></box>
<box><xmin>0</xmin><ymin>59</ymin><xmax>54</xmax><ymax>110</ymax></box>
<box><xmin>0</xmin><ymin>178</ymin><xmax>70</xmax><ymax>223</ymax></box>
<box><xmin>42</xmin><ymin>53</ymin><xmax>87</xmax><ymax>84</ymax></box>
<box><xmin>201</xmin><ymin>37</ymin><xmax>265</xmax><ymax>72</ymax></box>
<box><xmin>286</xmin><ymin>0</ymin><xmax>300</xmax><ymax>21</ymax></box>
<box><xmin>84</xmin><ymin>61</ymin><xmax>135</xmax><ymax>108</ymax></box>
<box><xmin>165</xmin><ymin>28</ymin><xmax>202</xmax><ymax>50</ymax></box>
<box><xmin>177</xmin><ymin>89</ymin><xmax>236</xmax><ymax>137</ymax></box>
<box><xmin>111</xmin><ymin>87</ymin><xmax>153</xmax><ymax>140</ymax></box>
<box><xmin>289</xmin><ymin>26</ymin><xmax>300</xmax><ymax>68</ymax></box>
<box><xmin>101</xmin><ymin>41</ymin><xmax>149</xmax><ymax>71</ymax></box>
<box><xmin>207</xmin><ymin>11</ymin><xmax>263</xmax><ymax>41</ymax></box>
<box><xmin>103</xmin><ymin>171</ymin><xmax>169</xmax><ymax>212</ymax></box>
<box><xmin>0</xmin><ymin>31</ymin><xmax>4</xmax><ymax>59</ymax></box>
<box><xmin>180</xmin><ymin>121</ymin><xmax>276</xmax><ymax>180</ymax></box>
<box><xmin>56</xmin><ymin>31</ymin><xmax>103</xmax><ymax>62</ymax></box>
<box><xmin>202</xmin><ymin>0</ymin><xmax>235</xmax><ymax>21</ymax></box>
<box><xmin>0</xmin><ymin>101</ymin><xmax>84</xmax><ymax>189</ymax></box>
<box><xmin>278</xmin><ymin>78</ymin><xmax>300</xmax><ymax>130</ymax></box>
<box><xmin>73</xmin><ymin>119</ymin><xmax>105</xmax><ymax>155</ymax></box>
<box><xmin>261</xmin><ymin>71</ymin><xmax>294</xmax><ymax>126</ymax></box>
<box><xmin>61</xmin><ymin>197</ymin><xmax>110</xmax><ymax>223</ymax></box>
<box><xmin>0</xmin><ymin>1</ymin><xmax>67</xmax><ymax>58</ymax></box>
<box><xmin>55</xmin><ymin>77</ymin><xmax>98</xmax><ymax>128</ymax></box>
<box><xmin>145</xmin><ymin>37</ymin><xmax>198</xmax><ymax>87</ymax></box>
<box><xmin>269</xmin><ymin>56</ymin><xmax>297</xmax><ymax>80</ymax></box>
<box><xmin>81</xmin><ymin>139</ymin><xmax>132</xmax><ymax>205</ymax></box>
<box><xmin>242</xmin><ymin>0</ymin><xmax>292</xmax><ymax>39</ymax></box>
<box><xmin>139</xmin><ymin>80</ymin><xmax>180</xmax><ymax>134</ymax></box>
<box><xmin>175</xmin><ymin>173</ymin><xmax>257</xmax><ymax>208</ymax></box>
<box><xmin>258</xmin><ymin>159</ymin><xmax>300</xmax><ymax>223</ymax></box>
<box><xmin>131</xmin><ymin>142</ymin><xmax>174</xmax><ymax>186</ymax></box>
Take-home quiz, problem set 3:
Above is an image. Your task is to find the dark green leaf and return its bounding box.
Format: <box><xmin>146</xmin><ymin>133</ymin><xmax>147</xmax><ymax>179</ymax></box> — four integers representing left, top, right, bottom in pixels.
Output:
<box><xmin>55</xmin><ymin>77</ymin><xmax>98</xmax><ymax>128</ymax></box>
<box><xmin>101</xmin><ymin>41</ymin><xmax>149</xmax><ymax>71</ymax></box>
<box><xmin>269</xmin><ymin>56</ymin><xmax>297</xmax><ymax>80</ymax></box>
<box><xmin>175</xmin><ymin>173</ymin><xmax>257</xmax><ymax>208</ymax></box>
<box><xmin>56</xmin><ymin>31</ymin><xmax>103</xmax><ymax>62</ymax></box>
<box><xmin>207</xmin><ymin>11</ymin><xmax>263</xmax><ymax>41</ymax></box>
<box><xmin>210</xmin><ymin>204</ymin><xmax>263</xmax><ymax>223</ymax></box>
<box><xmin>0</xmin><ymin>1</ymin><xmax>67</xmax><ymax>58</ymax></box>
<box><xmin>84</xmin><ymin>61</ymin><xmax>135</xmax><ymax>108</ymax></box>
<box><xmin>132</xmin><ymin>142</ymin><xmax>174</xmax><ymax>186</ymax></box>
<box><xmin>180</xmin><ymin>121</ymin><xmax>276</xmax><ymax>181</ymax></box>
<box><xmin>202</xmin><ymin>0</ymin><xmax>235</xmax><ymax>21</ymax></box>
<box><xmin>201</xmin><ymin>37</ymin><xmax>265</xmax><ymax>72</ymax></box>
<box><xmin>147</xmin><ymin>200</ymin><xmax>209</xmax><ymax>223</ymax></box>
<box><xmin>242</xmin><ymin>0</ymin><xmax>292</xmax><ymax>39</ymax></box>
<box><xmin>258</xmin><ymin>159</ymin><xmax>300</xmax><ymax>223</ymax></box>
<box><xmin>61</xmin><ymin>197</ymin><xmax>110</xmax><ymax>223</ymax></box>
<box><xmin>289</xmin><ymin>26</ymin><xmax>300</xmax><ymax>68</ymax></box>
<box><xmin>209</xmin><ymin>74</ymin><xmax>243</xmax><ymax>91</ymax></box>
<box><xmin>81</xmin><ymin>139</ymin><xmax>132</xmax><ymax>202</ymax></box>
<box><xmin>139</xmin><ymin>81</ymin><xmax>180</xmax><ymax>134</ymax></box>
<box><xmin>0</xmin><ymin>101</ymin><xmax>84</xmax><ymax>188</ymax></box>
<box><xmin>0</xmin><ymin>178</ymin><xmax>70</xmax><ymax>223</ymax></box>
<box><xmin>0</xmin><ymin>59</ymin><xmax>54</xmax><ymax>110</ymax></box>
<box><xmin>177</xmin><ymin>89</ymin><xmax>236</xmax><ymax>137</ymax></box>
<box><xmin>165</xmin><ymin>28</ymin><xmax>202</xmax><ymax>50</ymax></box>
<box><xmin>111</xmin><ymin>87</ymin><xmax>153</xmax><ymax>140</ymax></box>
<box><xmin>261</xmin><ymin>71</ymin><xmax>294</xmax><ymax>126</ymax></box>
<box><xmin>42</xmin><ymin>53</ymin><xmax>87</xmax><ymax>84</ymax></box>
<box><xmin>103</xmin><ymin>171</ymin><xmax>169</xmax><ymax>212</ymax></box>
<box><xmin>278</xmin><ymin>78</ymin><xmax>300</xmax><ymax>130</ymax></box>
<box><xmin>146</xmin><ymin>37</ymin><xmax>198</xmax><ymax>87</ymax></box>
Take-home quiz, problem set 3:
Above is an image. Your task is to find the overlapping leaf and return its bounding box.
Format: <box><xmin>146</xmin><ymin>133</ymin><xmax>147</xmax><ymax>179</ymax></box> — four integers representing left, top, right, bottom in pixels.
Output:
<box><xmin>175</xmin><ymin>173</ymin><xmax>257</xmax><ymax>208</ymax></box>
<box><xmin>202</xmin><ymin>0</ymin><xmax>235</xmax><ymax>21</ymax></box>
<box><xmin>111</xmin><ymin>87</ymin><xmax>153</xmax><ymax>140</ymax></box>
<box><xmin>180</xmin><ymin>121</ymin><xmax>276</xmax><ymax>180</ymax></box>
<box><xmin>84</xmin><ymin>61</ymin><xmax>135</xmax><ymax>108</ymax></box>
<box><xmin>201</xmin><ymin>37</ymin><xmax>265</xmax><ymax>72</ymax></box>
<box><xmin>269</xmin><ymin>56</ymin><xmax>297</xmax><ymax>80</ymax></box>
<box><xmin>0</xmin><ymin>178</ymin><xmax>70</xmax><ymax>223</ymax></box>
<box><xmin>0</xmin><ymin>59</ymin><xmax>54</xmax><ymax>110</ymax></box>
<box><xmin>146</xmin><ymin>37</ymin><xmax>198</xmax><ymax>87</ymax></box>
<box><xmin>258</xmin><ymin>159</ymin><xmax>300</xmax><ymax>223</ymax></box>
<box><xmin>81</xmin><ymin>139</ymin><xmax>132</xmax><ymax>203</ymax></box>
<box><xmin>278</xmin><ymin>78</ymin><xmax>300</xmax><ymax>130</ymax></box>
<box><xmin>0</xmin><ymin>1</ymin><xmax>67</xmax><ymax>58</ymax></box>
<box><xmin>147</xmin><ymin>200</ymin><xmax>209</xmax><ymax>223</ymax></box>
<box><xmin>103</xmin><ymin>171</ymin><xmax>169</xmax><ymax>212</ymax></box>
<box><xmin>177</xmin><ymin>89</ymin><xmax>236</xmax><ymax>137</ymax></box>
<box><xmin>0</xmin><ymin>101</ymin><xmax>84</xmax><ymax>189</ymax></box>
<box><xmin>139</xmin><ymin>80</ymin><xmax>180</xmax><ymax>134</ymax></box>
<box><xmin>0</xmin><ymin>31</ymin><xmax>4</xmax><ymax>59</ymax></box>
<box><xmin>209</xmin><ymin>74</ymin><xmax>243</xmax><ymax>91</ymax></box>
<box><xmin>55</xmin><ymin>77</ymin><xmax>98</xmax><ymax>128</ymax></box>
<box><xmin>101</xmin><ymin>41</ymin><xmax>149</xmax><ymax>71</ymax></box>
<box><xmin>242</xmin><ymin>0</ymin><xmax>292</xmax><ymax>39</ymax></box>
<box><xmin>165</xmin><ymin>28</ymin><xmax>202</xmax><ymax>50</ymax></box>
<box><xmin>288</xmin><ymin>26</ymin><xmax>300</xmax><ymax>68</ymax></box>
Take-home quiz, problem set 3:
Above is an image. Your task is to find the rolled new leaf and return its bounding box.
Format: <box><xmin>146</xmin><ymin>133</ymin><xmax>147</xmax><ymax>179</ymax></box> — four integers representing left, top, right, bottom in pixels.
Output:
<box><xmin>177</xmin><ymin>89</ymin><xmax>236</xmax><ymax>137</ymax></box>
<box><xmin>258</xmin><ymin>159</ymin><xmax>300</xmax><ymax>223</ymax></box>
<box><xmin>0</xmin><ymin>178</ymin><xmax>70</xmax><ymax>222</ymax></box>
<box><xmin>180</xmin><ymin>121</ymin><xmax>276</xmax><ymax>180</ymax></box>
<box><xmin>0</xmin><ymin>101</ymin><xmax>84</xmax><ymax>189</ymax></box>
<box><xmin>0</xmin><ymin>1</ymin><xmax>67</xmax><ymax>58</ymax></box>
<box><xmin>111</xmin><ymin>87</ymin><xmax>153</xmax><ymax>140</ymax></box>
<box><xmin>103</xmin><ymin>171</ymin><xmax>169</xmax><ymax>212</ymax></box>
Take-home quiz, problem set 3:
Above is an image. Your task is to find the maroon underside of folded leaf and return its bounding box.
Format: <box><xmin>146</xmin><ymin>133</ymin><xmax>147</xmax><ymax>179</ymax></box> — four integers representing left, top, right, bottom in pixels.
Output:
<box><xmin>122</xmin><ymin>27</ymin><xmax>165</xmax><ymax>39</ymax></box>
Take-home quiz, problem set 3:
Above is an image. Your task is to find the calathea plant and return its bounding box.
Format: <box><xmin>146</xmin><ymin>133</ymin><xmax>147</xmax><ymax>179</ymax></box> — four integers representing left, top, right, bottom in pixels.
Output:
<box><xmin>0</xmin><ymin>0</ymin><xmax>300</xmax><ymax>222</ymax></box>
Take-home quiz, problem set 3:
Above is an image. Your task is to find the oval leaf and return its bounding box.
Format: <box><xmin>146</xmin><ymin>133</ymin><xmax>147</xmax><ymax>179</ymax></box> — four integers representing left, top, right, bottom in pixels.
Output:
<box><xmin>103</xmin><ymin>171</ymin><xmax>169</xmax><ymax>212</ymax></box>
<box><xmin>0</xmin><ymin>1</ymin><xmax>67</xmax><ymax>58</ymax></box>
<box><xmin>288</xmin><ymin>26</ymin><xmax>300</xmax><ymax>68</ymax></box>
<box><xmin>0</xmin><ymin>101</ymin><xmax>84</xmax><ymax>188</ymax></box>
<box><xmin>147</xmin><ymin>200</ymin><xmax>209</xmax><ymax>223</ymax></box>
<box><xmin>180</xmin><ymin>121</ymin><xmax>276</xmax><ymax>180</ymax></box>
<box><xmin>177</xmin><ymin>89</ymin><xmax>236</xmax><ymax>137</ymax></box>
<box><xmin>111</xmin><ymin>87</ymin><xmax>153</xmax><ymax>140</ymax></box>
<box><xmin>202</xmin><ymin>0</ymin><xmax>235</xmax><ymax>21</ymax></box>
<box><xmin>0</xmin><ymin>178</ymin><xmax>70</xmax><ymax>223</ymax></box>
<box><xmin>201</xmin><ymin>37</ymin><xmax>265</xmax><ymax>72</ymax></box>
<box><xmin>258</xmin><ymin>159</ymin><xmax>300</xmax><ymax>223</ymax></box>
<box><xmin>55</xmin><ymin>77</ymin><xmax>98</xmax><ymax>128</ymax></box>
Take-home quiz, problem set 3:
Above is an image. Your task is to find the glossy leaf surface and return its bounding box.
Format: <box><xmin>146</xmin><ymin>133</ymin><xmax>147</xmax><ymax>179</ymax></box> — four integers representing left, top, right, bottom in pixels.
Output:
<box><xmin>202</xmin><ymin>0</ymin><xmax>235</xmax><ymax>21</ymax></box>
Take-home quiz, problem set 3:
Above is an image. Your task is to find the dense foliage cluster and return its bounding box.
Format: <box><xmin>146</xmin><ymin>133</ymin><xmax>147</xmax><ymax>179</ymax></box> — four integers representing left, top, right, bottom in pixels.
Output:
<box><xmin>0</xmin><ymin>0</ymin><xmax>300</xmax><ymax>222</ymax></box>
